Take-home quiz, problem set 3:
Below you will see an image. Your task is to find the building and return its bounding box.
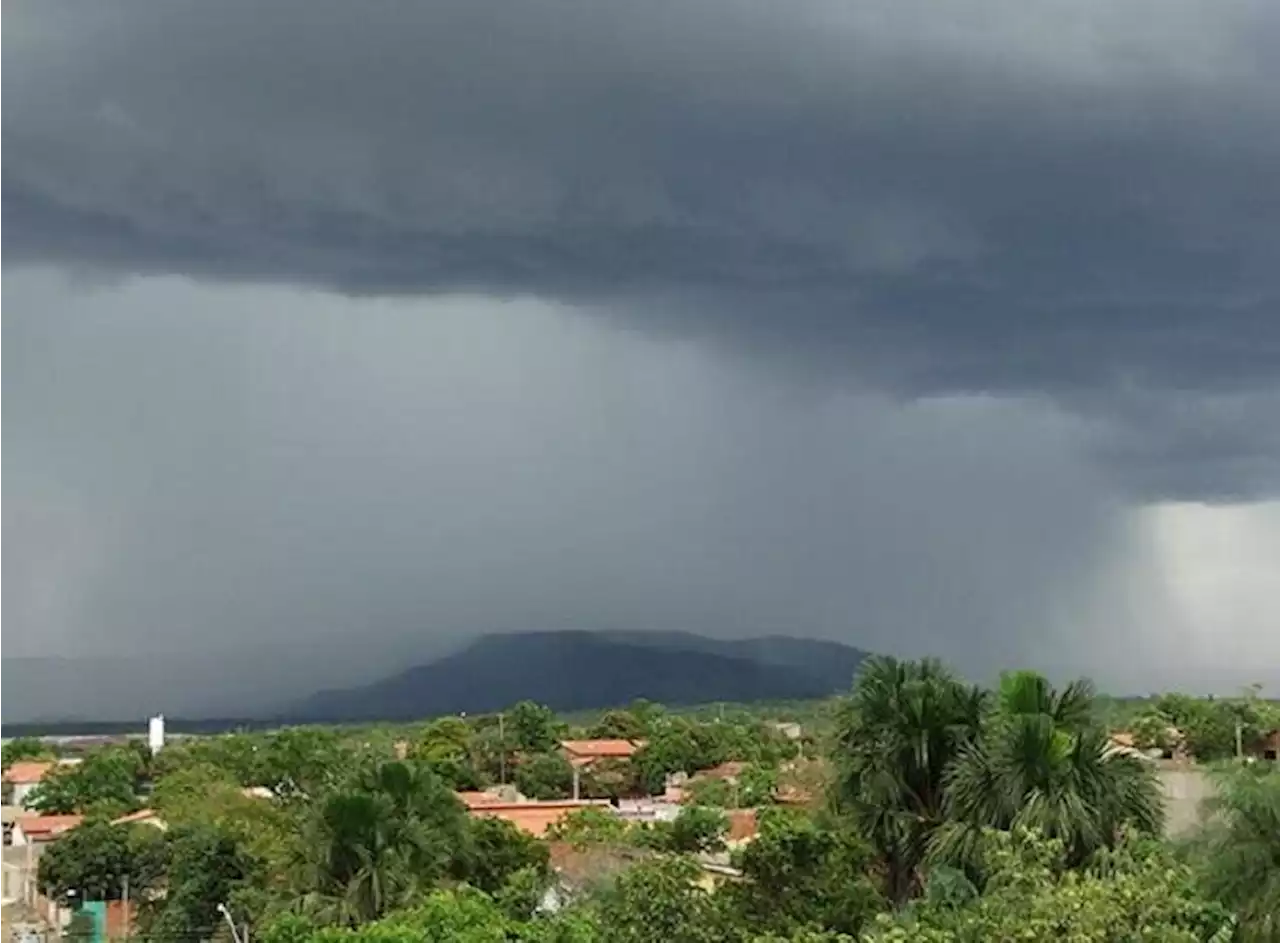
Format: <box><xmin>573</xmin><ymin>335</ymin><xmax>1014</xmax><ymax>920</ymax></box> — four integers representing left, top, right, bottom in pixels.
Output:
<box><xmin>11</xmin><ymin>815</ymin><xmax>83</xmax><ymax>847</ymax></box>
<box><xmin>2</xmin><ymin>764</ymin><xmax>56</xmax><ymax>810</ymax></box>
<box><xmin>560</xmin><ymin>740</ymin><xmax>644</xmax><ymax>767</ymax></box>
<box><xmin>559</xmin><ymin>740</ymin><xmax>645</xmax><ymax>799</ymax></box>
<box><xmin>459</xmin><ymin>795</ymin><xmax>614</xmax><ymax>837</ymax></box>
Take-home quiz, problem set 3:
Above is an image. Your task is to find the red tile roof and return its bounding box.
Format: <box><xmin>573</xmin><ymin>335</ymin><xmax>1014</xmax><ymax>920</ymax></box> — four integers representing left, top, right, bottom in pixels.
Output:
<box><xmin>15</xmin><ymin>814</ymin><xmax>83</xmax><ymax>840</ymax></box>
<box><xmin>2</xmin><ymin>762</ymin><xmax>55</xmax><ymax>785</ymax></box>
<box><xmin>560</xmin><ymin>740</ymin><xmax>644</xmax><ymax>767</ymax></box>
<box><xmin>466</xmin><ymin>800</ymin><xmax>613</xmax><ymax>837</ymax></box>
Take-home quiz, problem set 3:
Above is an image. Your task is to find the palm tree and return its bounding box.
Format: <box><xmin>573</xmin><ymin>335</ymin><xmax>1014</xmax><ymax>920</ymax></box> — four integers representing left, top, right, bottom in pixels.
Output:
<box><xmin>935</xmin><ymin>671</ymin><xmax>1162</xmax><ymax>873</ymax></box>
<box><xmin>833</xmin><ymin>656</ymin><xmax>988</xmax><ymax>905</ymax></box>
<box><xmin>300</xmin><ymin>761</ymin><xmax>466</xmax><ymax>925</ymax></box>
<box><xmin>1198</xmin><ymin>767</ymin><xmax>1280</xmax><ymax>942</ymax></box>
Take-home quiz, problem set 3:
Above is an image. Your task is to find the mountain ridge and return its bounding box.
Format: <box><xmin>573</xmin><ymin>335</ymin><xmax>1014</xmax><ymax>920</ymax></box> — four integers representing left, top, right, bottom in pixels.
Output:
<box><xmin>286</xmin><ymin>630</ymin><xmax>870</xmax><ymax>722</ymax></box>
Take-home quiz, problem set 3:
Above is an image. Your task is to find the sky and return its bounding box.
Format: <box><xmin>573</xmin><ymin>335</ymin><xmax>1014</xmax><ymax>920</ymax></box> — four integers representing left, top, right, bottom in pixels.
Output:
<box><xmin>4</xmin><ymin>0</ymin><xmax>1280</xmax><ymax>719</ymax></box>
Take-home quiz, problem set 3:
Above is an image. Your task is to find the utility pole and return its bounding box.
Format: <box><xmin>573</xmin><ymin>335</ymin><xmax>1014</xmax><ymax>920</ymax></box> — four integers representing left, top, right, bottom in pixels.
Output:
<box><xmin>1236</xmin><ymin>721</ymin><xmax>1244</xmax><ymax>761</ymax></box>
<box><xmin>122</xmin><ymin>874</ymin><xmax>130</xmax><ymax>941</ymax></box>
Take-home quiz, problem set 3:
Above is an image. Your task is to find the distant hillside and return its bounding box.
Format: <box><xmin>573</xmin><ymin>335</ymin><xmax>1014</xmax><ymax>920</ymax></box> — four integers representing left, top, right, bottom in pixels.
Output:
<box><xmin>287</xmin><ymin>630</ymin><xmax>870</xmax><ymax>722</ymax></box>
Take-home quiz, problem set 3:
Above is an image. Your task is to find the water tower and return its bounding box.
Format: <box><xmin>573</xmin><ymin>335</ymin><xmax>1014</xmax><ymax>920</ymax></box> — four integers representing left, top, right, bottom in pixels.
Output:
<box><xmin>148</xmin><ymin>714</ymin><xmax>165</xmax><ymax>753</ymax></box>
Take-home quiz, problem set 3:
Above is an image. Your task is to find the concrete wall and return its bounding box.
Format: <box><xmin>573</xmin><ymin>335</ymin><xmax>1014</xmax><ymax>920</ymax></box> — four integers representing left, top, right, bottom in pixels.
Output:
<box><xmin>1158</xmin><ymin>765</ymin><xmax>1216</xmax><ymax>838</ymax></box>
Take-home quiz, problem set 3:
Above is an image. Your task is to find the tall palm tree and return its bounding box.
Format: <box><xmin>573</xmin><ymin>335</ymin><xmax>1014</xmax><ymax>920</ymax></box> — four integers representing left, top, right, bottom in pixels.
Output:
<box><xmin>935</xmin><ymin>671</ymin><xmax>1162</xmax><ymax>873</ymax></box>
<box><xmin>833</xmin><ymin>656</ymin><xmax>988</xmax><ymax>905</ymax></box>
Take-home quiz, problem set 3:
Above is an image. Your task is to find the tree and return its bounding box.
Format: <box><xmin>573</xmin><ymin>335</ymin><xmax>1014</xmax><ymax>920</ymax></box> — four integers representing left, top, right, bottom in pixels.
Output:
<box><xmin>508</xmin><ymin>702</ymin><xmax>564</xmax><ymax>754</ymax></box>
<box><xmin>258</xmin><ymin>728</ymin><xmax>349</xmax><ymax>800</ymax></box>
<box><xmin>515</xmin><ymin>753</ymin><xmax>575</xmax><ymax>801</ymax></box>
<box><xmin>832</xmin><ymin>657</ymin><xmax>987</xmax><ymax>905</ymax></box>
<box><xmin>864</xmin><ymin>828</ymin><xmax>1233</xmax><ymax>943</ymax></box>
<box><xmin>936</xmin><ymin>672</ymin><xmax>1162</xmax><ymax>873</ymax></box>
<box><xmin>458</xmin><ymin>817</ymin><xmax>550</xmax><ymax>897</ymax></box>
<box><xmin>594</xmin><ymin>856</ymin><xmax>727</xmax><ymax>943</ymax></box>
<box><xmin>2</xmin><ymin>736</ymin><xmax>53</xmax><ymax>770</ymax></box>
<box><xmin>546</xmin><ymin>807</ymin><xmax>631</xmax><ymax>847</ymax></box>
<box><xmin>661</xmin><ymin>806</ymin><xmax>728</xmax><ymax>854</ymax></box>
<box><xmin>1196</xmin><ymin>767</ymin><xmax>1280</xmax><ymax>942</ymax></box>
<box><xmin>725</xmin><ymin>809</ymin><xmax>881</xmax><ymax>938</ymax></box>
<box><xmin>139</xmin><ymin>825</ymin><xmax>254</xmax><ymax>942</ymax></box>
<box><xmin>298</xmin><ymin>761</ymin><xmax>468</xmax><ymax>925</ymax></box>
<box><xmin>587</xmin><ymin>710</ymin><xmax>648</xmax><ymax>741</ymax></box>
<box><xmin>38</xmin><ymin>819</ymin><xmax>166</xmax><ymax>901</ymax></box>
<box><xmin>28</xmin><ymin>747</ymin><xmax>144</xmax><ymax>816</ymax></box>
<box><xmin>411</xmin><ymin>718</ymin><xmax>483</xmax><ymax>790</ymax></box>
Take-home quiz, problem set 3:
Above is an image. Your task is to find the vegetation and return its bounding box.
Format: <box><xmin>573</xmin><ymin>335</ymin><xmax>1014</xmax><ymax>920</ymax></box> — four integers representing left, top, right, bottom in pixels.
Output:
<box><xmin>25</xmin><ymin>658</ymin><xmax>1280</xmax><ymax>942</ymax></box>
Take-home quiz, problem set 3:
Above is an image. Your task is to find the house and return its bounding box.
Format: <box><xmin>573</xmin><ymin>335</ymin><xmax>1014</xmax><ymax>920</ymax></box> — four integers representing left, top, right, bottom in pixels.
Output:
<box><xmin>2</xmin><ymin>764</ymin><xmax>56</xmax><ymax>809</ymax></box>
<box><xmin>772</xmin><ymin>722</ymin><xmax>803</xmax><ymax>741</ymax></box>
<box><xmin>559</xmin><ymin>740</ymin><xmax>644</xmax><ymax>768</ymax></box>
<box><xmin>11</xmin><ymin>815</ymin><xmax>83</xmax><ymax>847</ymax></box>
<box><xmin>559</xmin><ymin>740</ymin><xmax>645</xmax><ymax>799</ymax></box>
<box><xmin>1251</xmin><ymin>729</ymin><xmax>1280</xmax><ymax>761</ymax></box>
<box><xmin>464</xmin><ymin>799</ymin><xmax>614</xmax><ymax>837</ymax></box>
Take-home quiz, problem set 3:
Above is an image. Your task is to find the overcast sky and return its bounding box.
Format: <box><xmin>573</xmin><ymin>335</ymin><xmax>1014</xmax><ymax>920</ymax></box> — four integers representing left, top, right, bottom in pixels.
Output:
<box><xmin>4</xmin><ymin>0</ymin><xmax>1280</xmax><ymax>718</ymax></box>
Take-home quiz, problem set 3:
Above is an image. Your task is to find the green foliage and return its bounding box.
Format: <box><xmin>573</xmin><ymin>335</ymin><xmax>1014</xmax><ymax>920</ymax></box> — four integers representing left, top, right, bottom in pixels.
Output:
<box><xmin>546</xmin><ymin>807</ymin><xmax>631</xmax><ymax>847</ymax></box>
<box><xmin>865</xmin><ymin>828</ymin><xmax>1234</xmax><ymax>942</ymax></box>
<box><xmin>139</xmin><ymin>824</ymin><xmax>255</xmax><ymax>942</ymax></box>
<box><xmin>594</xmin><ymin>856</ymin><xmax>726</xmax><ymax>943</ymax></box>
<box><xmin>28</xmin><ymin>746</ymin><xmax>145</xmax><ymax>815</ymax></box>
<box><xmin>410</xmin><ymin>718</ymin><xmax>484</xmax><ymax>790</ymax></box>
<box><xmin>59</xmin><ymin>683</ymin><xmax>1275</xmax><ymax>942</ymax></box>
<box><xmin>297</xmin><ymin>761</ymin><xmax>468</xmax><ymax>924</ymax></box>
<box><xmin>515</xmin><ymin>753</ymin><xmax>575</xmax><ymax>800</ymax></box>
<box><xmin>458</xmin><ymin>817</ymin><xmax>550</xmax><ymax>898</ymax></box>
<box><xmin>686</xmin><ymin>777</ymin><xmax>734</xmax><ymax>807</ymax></box>
<box><xmin>725</xmin><ymin>808</ymin><xmax>881</xmax><ymax>938</ymax></box>
<box><xmin>661</xmin><ymin>806</ymin><xmax>728</xmax><ymax>854</ymax></box>
<box><xmin>832</xmin><ymin>656</ymin><xmax>986</xmax><ymax>904</ymax></box>
<box><xmin>586</xmin><ymin>709</ymin><xmax>649</xmax><ymax>741</ymax></box>
<box><xmin>631</xmin><ymin>715</ymin><xmax>790</xmax><ymax>796</ymax></box>
<box><xmin>936</xmin><ymin>672</ymin><xmax>1163</xmax><ymax>872</ymax></box>
<box><xmin>2</xmin><ymin>736</ymin><xmax>53</xmax><ymax>769</ymax></box>
<box><xmin>738</xmin><ymin>764</ymin><xmax>778</xmax><ymax>807</ymax></box>
<box><xmin>1195</xmin><ymin>766</ymin><xmax>1280</xmax><ymax>941</ymax></box>
<box><xmin>509</xmin><ymin>702</ymin><xmax>565</xmax><ymax>754</ymax></box>
<box><xmin>38</xmin><ymin>819</ymin><xmax>166</xmax><ymax>900</ymax></box>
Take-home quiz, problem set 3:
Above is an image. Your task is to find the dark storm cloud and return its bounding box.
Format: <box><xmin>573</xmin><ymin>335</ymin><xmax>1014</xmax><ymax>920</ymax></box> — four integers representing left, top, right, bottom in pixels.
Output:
<box><xmin>5</xmin><ymin>0</ymin><xmax>1280</xmax><ymax>497</ymax></box>
<box><xmin>9</xmin><ymin>272</ymin><xmax>1200</xmax><ymax>719</ymax></box>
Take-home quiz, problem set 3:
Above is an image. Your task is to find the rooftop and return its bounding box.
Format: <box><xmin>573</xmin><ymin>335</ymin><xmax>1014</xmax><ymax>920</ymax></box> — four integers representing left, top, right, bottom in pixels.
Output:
<box><xmin>559</xmin><ymin>740</ymin><xmax>644</xmax><ymax>765</ymax></box>
<box><xmin>467</xmin><ymin>799</ymin><xmax>613</xmax><ymax>837</ymax></box>
<box><xmin>2</xmin><ymin>762</ymin><xmax>55</xmax><ymax>785</ymax></box>
<box><xmin>15</xmin><ymin>814</ymin><xmax>83</xmax><ymax>839</ymax></box>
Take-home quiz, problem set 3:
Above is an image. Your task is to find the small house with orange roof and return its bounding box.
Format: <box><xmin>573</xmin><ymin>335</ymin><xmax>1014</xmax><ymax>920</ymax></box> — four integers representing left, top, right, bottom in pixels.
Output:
<box><xmin>11</xmin><ymin>814</ymin><xmax>83</xmax><ymax>846</ymax></box>
<box><xmin>559</xmin><ymin>740</ymin><xmax>645</xmax><ymax>800</ymax></box>
<box><xmin>465</xmin><ymin>799</ymin><xmax>614</xmax><ymax>838</ymax></box>
<box><xmin>2</xmin><ymin>763</ymin><xmax>57</xmax><ymax>809</ymax></box>
<box><xmin>559</xmin><ymin>740</ymin><xmax>644</xmax><ymax>768</ymax></box>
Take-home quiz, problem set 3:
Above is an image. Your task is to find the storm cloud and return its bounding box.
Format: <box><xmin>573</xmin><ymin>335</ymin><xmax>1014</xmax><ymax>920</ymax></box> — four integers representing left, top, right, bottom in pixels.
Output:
<box><xmin>4</xmin><ymin>1</ymin><xmax>1279</xmax><ymax>717</ymax></box>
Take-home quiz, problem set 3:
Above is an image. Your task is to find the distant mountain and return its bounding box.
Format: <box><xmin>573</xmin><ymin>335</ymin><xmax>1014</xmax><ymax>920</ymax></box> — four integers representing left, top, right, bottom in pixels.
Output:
<box><xmin>286</xmin><ymin>630</ymin><xmax>870</xmax><ymax>722</ymax></box>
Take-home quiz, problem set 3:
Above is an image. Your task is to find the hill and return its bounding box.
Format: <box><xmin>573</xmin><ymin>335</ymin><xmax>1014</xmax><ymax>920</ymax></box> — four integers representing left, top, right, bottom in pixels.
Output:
<box><xmin>286</xmin><ymin>630</ymin><xmax>869</xmax><ymax>722</ymax></box>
